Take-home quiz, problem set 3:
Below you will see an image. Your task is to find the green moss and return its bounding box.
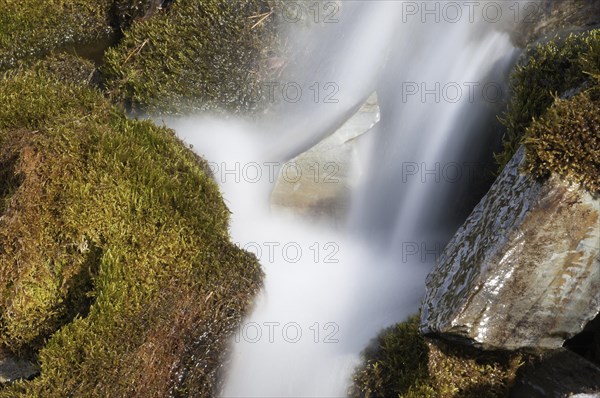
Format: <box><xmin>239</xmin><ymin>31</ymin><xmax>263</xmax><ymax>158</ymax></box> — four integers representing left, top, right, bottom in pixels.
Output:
<box><xmin>498</xmin><ymin>29</ymin><xmax>600</xmax><ymax>193</ymax></box>
<box><xmin>9</xmin><ymin>52</ymin><xmax>98</xmax><ymax>87</ymax></box>
<box><xmin>0</xmin><ymin>68</ymin><xmax>262</xmax><ymax>396</ymax></box>
<box><xmin>350</xmin><ymin>316</ymin><xmax>430</xmax><ymax>398</ymax></box>
<box><xmin>113</xmin><ymin>0</ymin><xmax>162</xmax><ymax>29</ymax></box>
<box><xmin>523</xmin><ymin>90</ymin><xmax>600</xmax><ymax>193</ymax></box>
<box><xmin>102</xmin><ymin>0</ymin><xmax>279</xmax><ymax>115</ymax></box>
<box><xmin>424</xmin><ymin>339</ymin><xmax>522</xmax><ymax>398</ymax></box>
<box><xmin>0</xmin><ymin>0</ymin><xmax>114</xmax><ymax>71</ymax></box>
<box><xmin>350</xmin><ymin>316</ymin><xmax>524</xmax><ymax>398</ymax></box>
<box><xmin>497</xmin><ymin>29</ymin><xmax>600</xmax><ymax>169</ymax></box>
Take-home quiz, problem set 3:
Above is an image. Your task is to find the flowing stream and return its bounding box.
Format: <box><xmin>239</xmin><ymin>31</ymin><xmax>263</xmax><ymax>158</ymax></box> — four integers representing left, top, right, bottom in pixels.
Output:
<box><xmin>168</xmin><ymin>1</ymin><xmax>518</xmax><ymax>396</ymax></box>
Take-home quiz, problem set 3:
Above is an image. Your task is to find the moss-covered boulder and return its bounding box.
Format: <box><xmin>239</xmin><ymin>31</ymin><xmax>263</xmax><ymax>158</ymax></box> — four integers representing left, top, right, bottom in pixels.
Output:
<box><xmin>102</xmin><ymin>0</ymin><xmax>279</xmax><ymax>115</ymax></box>
<box><xmin>0</xmin><ymin>0</ymin><xmax>115</xmax><ymax>71</ymax></box>
<box><xmin>498</xmin><ymin>29</ymin><xmax>600</xmax><ymax>169</ymax></box>
<box><xmin>0</xmin><ymin>67</ymin><xmax>262</xmax><ymax>396</ymax></box>
<box><xmin>350</xmin><ymin>316</ymin><xmax>523</xmax><ymax>398</ymax></box>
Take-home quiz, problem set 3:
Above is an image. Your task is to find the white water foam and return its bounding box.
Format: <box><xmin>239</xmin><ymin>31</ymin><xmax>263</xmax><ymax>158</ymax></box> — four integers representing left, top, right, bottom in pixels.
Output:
<box><xmin>168</xmin><ymin>1</ymin><xmax>518</xmax><ymax>396</ymax></box>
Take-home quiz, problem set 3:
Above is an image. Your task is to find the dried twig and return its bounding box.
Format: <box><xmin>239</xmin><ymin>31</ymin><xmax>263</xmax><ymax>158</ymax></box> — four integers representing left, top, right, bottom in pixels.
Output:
<box><xmin>122</xmin><ymin>39</ymin><xmax>150</xmax><ymax>65</ymax></box>
<box><xmin>250</xmin><ymin>10</ymin><xmax>273</xmax><ymax>30</ymax></box>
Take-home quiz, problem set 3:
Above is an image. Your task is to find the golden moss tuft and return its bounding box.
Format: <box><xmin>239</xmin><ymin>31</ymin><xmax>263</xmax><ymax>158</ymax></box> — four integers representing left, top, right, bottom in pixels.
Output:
<box><xmin>524</xmin><ymin>91</ymin><xmax>600</xmax><ymax>193</ymax></box>
<box><xmin>350</xmin><ymin>316</ymin><xmax>524</xmax><ymax>398</ymax></box>
<box><xmin>424</xmin><ymin>339</ymin><xmax>523</xmax><ymax>398</ymax></box>
<box><xmin>0</xmin><ymin>69</ymin><xmax>262</xmax><ymax>396</ymax></box>
<box><xmin>350</xmin><ymin>316</ymin><xmax>430</xmax><ymax>398</ymax></box>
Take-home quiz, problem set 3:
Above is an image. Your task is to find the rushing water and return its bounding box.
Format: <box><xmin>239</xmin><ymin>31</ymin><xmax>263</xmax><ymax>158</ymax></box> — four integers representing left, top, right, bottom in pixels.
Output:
<box><xmin>169</xmin><ymin>1</ymin><xmax>518</xmax><ymax>396</ymax></box>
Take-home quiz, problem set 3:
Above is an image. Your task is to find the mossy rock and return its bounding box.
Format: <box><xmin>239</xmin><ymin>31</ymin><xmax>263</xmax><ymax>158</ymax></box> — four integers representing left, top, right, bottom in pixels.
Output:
<box><xmin>0</xmin><ymin>0</ymin><xmax>115</xmax><ymax>71</ymax></box>
<box><xmin>498</xmin><ymin>29</ymin><xmax>600</xmax><ymax>193</ymax></box>
<box><xmin>0</xmin><ymin>68</ymin><xmax>262</xmax><ymax>396</ymax></box>
<box><xmin>350</xmin><ymin>316</ymin><xmax>430</xmax><ymax>398</ymax></box>
<box><xmin>350</xmin><ymin>316</ymin><xmax>524</xmax><ymax>398</ymax></box>
<box><xmin>498</xmin><ymin>29</ymin><xmax>600</xmax><ymax>170</ymax></box>
<box><xmin>102</xmin><ymin>0</ymin><xmax>279</xmax><ymax>115</ymax></box>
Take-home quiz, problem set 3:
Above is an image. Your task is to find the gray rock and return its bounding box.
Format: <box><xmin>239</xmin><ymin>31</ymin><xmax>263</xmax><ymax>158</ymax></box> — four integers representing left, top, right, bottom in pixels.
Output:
<box><xmin>510</xmin><ymin>348</ymin><xmax>600</xmax><ymax>398</ymax></box>
<box><xmin>421</xmin><ymin>146</ymin><xmax>600</xmax><ymax>350</ymax></box>
<box><xmin>270</xmin><ymin>93</ymin><xmax>380</xmax><ymax>221</ymax></box>
<box><xmin>0</xmin><ymin>349</ymin><xmax>39</xmax><ymax>384</ymax></box>
<box><xmin>509</xmin><ymin>0</ymin><xmax>600</xmax><ymax>47</ymax></box>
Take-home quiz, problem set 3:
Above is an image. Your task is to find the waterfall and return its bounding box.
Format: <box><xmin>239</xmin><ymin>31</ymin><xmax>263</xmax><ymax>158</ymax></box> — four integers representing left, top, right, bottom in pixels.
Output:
<box><xmin>168</xmin><ymin>1</ymin><xmax>518</xmax><ymax>396</ymax></box>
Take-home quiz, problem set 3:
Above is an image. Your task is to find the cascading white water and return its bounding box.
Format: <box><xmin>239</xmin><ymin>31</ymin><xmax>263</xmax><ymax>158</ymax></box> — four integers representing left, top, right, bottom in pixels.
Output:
<box><xmin>168</xmin><ymin>1</ymin><xmax>519</xmax><ymax>396</ymax></box>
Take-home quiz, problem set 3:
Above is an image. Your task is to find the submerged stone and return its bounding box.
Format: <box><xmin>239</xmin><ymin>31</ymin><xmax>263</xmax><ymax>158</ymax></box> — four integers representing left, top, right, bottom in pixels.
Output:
<box><xmin>270</xmin><ymin>93</ymin><xmax>380</xmax><ymax>221</ymax></box>
<box><xmin>421</xmin><ymin>146</ymin><xmax>600</xmax><ymax>350</ymax></box>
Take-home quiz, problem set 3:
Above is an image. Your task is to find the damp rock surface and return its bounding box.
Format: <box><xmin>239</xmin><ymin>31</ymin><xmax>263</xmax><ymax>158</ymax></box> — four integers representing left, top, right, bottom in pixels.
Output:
<box><xmin>421</xmin><ymin>146</ymin><xmax>600</xmax><ymax>350</ymax></box>
<box><xmin>511</xmin><ymin>0</ymin><xmax>600</xmax><ymax>47</ymax></box>
<box><xmin>0</xmin><ymin>349</ymin><xmax>38</xmax><ymax>384</ymax></box>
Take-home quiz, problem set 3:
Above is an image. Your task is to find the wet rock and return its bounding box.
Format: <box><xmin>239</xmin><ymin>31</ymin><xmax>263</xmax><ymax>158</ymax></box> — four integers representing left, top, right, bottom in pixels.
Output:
<box><xmin>0</xmin><ymin>349</ymin><xmax>39</xmax><ymax>384</ymax></box>
<box><xmin>510</xmin><ymin>348</ymin><xmax>600</xmax><ymax>398</ymax></box>
<box><xmin>510</xmin><ymin>0</ymin><xmax>600</xmax><ymax>47</ymax></box>
<box><xmin>270</xmin><ymin>93</ymin><xmax>380</xmax><ymax>221</ymax></box>
<box><xmin>421</xmin><ymin>146</ymin><xmax>600</xmax><ymax>351</ymax></box>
